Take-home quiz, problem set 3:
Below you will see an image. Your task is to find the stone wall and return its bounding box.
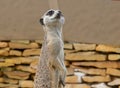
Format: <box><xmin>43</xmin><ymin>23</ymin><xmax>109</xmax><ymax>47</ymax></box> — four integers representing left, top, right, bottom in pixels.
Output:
<box><xmin>0</xmin><ymin>40</ymin><xmax>120</xmax><ymax>88</ymax></box>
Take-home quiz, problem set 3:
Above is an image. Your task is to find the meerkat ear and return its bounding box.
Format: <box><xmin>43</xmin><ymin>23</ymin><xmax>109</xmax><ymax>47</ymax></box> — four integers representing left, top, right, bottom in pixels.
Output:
<box><xmin>39</xmin><ymin>18</ymin><xmax>44</xmax><ymax>25</ymax></box>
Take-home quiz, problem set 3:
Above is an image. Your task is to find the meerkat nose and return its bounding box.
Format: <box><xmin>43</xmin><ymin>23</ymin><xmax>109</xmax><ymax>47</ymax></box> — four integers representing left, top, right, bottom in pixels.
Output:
<box><xmin>56</xmin><ymin>13</ymin><xmax>61</xmax><ymax>19</ymax></box>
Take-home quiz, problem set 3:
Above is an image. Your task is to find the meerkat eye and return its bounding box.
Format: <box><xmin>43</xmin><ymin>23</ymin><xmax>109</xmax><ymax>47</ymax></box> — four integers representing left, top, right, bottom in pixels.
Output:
<box><xmin>46</xmin><ymin>10</ymin><xmax>54</xmax><ymax>16</ymax></box>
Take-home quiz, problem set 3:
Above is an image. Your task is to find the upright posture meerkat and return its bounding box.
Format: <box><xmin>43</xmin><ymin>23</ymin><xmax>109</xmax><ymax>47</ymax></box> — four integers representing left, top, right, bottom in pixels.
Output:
<box><xmin>34</xmin><ymin>9</ymin><xmax>66</xmax><ymax>88</ymax></box>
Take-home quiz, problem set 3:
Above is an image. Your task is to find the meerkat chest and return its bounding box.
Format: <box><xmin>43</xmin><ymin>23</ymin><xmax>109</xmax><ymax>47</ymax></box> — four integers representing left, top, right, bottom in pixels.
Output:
<box><xmin>47</xmin><ymin>38</ymin><xmax>63</xmax><ymax>49</ymax></box>
<box><xmin>46</xmin><ymin>38</ymin><xmax>64</xmax><ymax>58</ymax></box>
<box><xmin>47</xmin><ymin>32</ymin><xmax>63</xmax><ymax>46</ymax></box>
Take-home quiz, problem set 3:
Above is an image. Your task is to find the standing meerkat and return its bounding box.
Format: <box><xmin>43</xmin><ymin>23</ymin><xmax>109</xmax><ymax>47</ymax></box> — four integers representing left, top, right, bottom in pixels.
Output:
<box><xmin>34</xmin><ymin>9</ymin><xmax>66</xmax><ymax>88</ymax></box>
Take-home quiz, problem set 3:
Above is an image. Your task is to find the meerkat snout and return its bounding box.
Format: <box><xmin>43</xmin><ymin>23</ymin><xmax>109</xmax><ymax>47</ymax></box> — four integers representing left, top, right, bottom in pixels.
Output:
<box><xmin>55</xmin><ymin>12</ymin><xmax>61</xmax><ymax>19</ymax></box>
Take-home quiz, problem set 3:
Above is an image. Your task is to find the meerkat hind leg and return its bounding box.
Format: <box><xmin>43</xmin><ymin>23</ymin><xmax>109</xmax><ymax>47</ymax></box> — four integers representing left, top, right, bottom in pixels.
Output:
<box><xmin>51</xmin><ymin>66</ymin><xmax>59</xmax><ymax>88</ymax></box>
<box><xmin>53</xmin><ymin>57</ymin><xmax>66</xmax><ymax>86</ymax></box>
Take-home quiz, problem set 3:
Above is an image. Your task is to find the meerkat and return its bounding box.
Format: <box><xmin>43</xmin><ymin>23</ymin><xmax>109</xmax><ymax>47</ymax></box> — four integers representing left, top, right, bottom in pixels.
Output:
<box><xmin>34</xmin><ymin>9</ymin><xmax>66</xmax><ymax>88</ymax></box>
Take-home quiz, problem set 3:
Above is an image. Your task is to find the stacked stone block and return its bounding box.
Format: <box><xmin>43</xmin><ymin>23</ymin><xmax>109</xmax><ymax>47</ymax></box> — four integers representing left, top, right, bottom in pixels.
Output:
<box><xmin>0</xmin><ymin>40</ymin><xmax>120</xmax><ymax>88</ymax></box>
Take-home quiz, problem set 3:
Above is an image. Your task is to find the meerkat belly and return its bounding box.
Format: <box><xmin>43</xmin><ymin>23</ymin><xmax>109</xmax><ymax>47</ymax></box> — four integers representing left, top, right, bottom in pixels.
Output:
<box><xmin>47</xmin><ymin>39</ymin><xmax>63</xmax><ymax>60</ymax></box>
<box><xmin>47</xmin><ymin>38</ymin><xmax>63</xmax><ymax>55</ymax></box>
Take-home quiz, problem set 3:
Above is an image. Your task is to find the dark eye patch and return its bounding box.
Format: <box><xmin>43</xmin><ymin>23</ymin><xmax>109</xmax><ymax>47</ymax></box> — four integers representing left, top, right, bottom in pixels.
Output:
<box><xmin>46</xmin><ymin>10</ymin><xmax>54</xmax><ymax>16</ymax></box>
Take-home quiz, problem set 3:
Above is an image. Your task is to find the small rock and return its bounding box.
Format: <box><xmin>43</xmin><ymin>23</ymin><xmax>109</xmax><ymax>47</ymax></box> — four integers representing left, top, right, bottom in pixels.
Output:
<box><xmin>9</xmin><ymin>42</ymin><xmax>39</xmax><ymax>49</ymax></box>
<box><xmin>65</xmin><ymin>84</ymin><xmax>90</xmax><ymax>88</ymax></box>
<box><xmin>0</xmin><ymin>83</ymin><xmax>19</xmax><ymax>88</ymax></box>
<box><xmin>0</xmin><ymin>48</ymin><xmax>9</xmax><ymax>56</ymax></box>
<box><xmin>23</xmin><ymin>49</ymin><xmax>40</xmax><ymax>56</ymax></box>
<box><xmin>9</xmin><ymin>50</ymin><xmax>22</xmax><ymax>56</ymax></box>
<box><xmin>0</xmin><ymin>62</ymin><xmax>14</xmax><ymax>67</ymax></box>
<box><xmin>35</xmin><ymin>40</ymin><xmax>43</xmax><ymax>44</ymax></box>
<box><xmin>16</xmin><ymin>65</ymin><xmax>36</xmax><ymax>73</ymax></box>
<box><xmin>64</xmin><ymin>61</ymin><xmax>70</xmax><ymax>67</ymax></box>
<box><xmin>82</xmin><ymin>75</ymin><xmax>111</xmax><ymax>83</ymax></box>
<box><xmin>30</xmin><ymin>60</ymin><xmax>38</xmax><ymax>69</ymax></box>
<box><xmin>0</xmin><ymin>42</ymin><xmax>8</xmax><ymax>48</ymax></box>
<box><xmin>64</xmin><ymin>43</ymin><xmax>73</xmax><ymax>49</ymax></box>
<box><xmin>91</xmin><ymin>83</ymin><xmax>111</xmax><ymax>88</ymax></box>
<box><xmin>4</xmin><ymin>71</ymin><xmax>30</xmax><ymax>80</ymax></box>
<box><xmin>96</xmin><ymin>44</ymin><xmax>120</xmax><ymax>53</ymax></box>
<box><xmin>65</xmin><ymin>75</ymin><xmax>82</xmax><ymax>83</ymax></box>
<box><xmin>19</xmin><ymin>80</ymin><xmax>34</xmax><ymax>87</ymax></box>
<box><xmin>74</xmin><ymin>67</ymin><xmax>106</xmax><ymax>76</ymax></box>
<box><xmin>72</xmin><ymin>61</ymin><xmax>120</xmax><ymax>68</ymax></box>
<box><xmin>108</xmin><ymin>54</ymin><xmax>120</xmax><ymax>60</ymax></box>
<box><xmin>10</xmin><ymin>40</ymin><xmax>30</xmax><ymax>44</ymax></box>
<box><xmin>0</xmin><ymin>78</ymin><xmax>4</xmax><ymax>82</ymax></box>
<box><xmin>4</xmin><ymin>78</ymin><xmax>18</xmax><ymax>84</ymax></box>
<box><xmin>108</xmin><ymin>78</ymin><xmax>120</xmax><ymax>86</ymax></box>
<box><xmin>73</xmin><ymin>43</ymin><xmax>96</xmax><ymax>51</ymax></box>
<box><xmin>106</xmin><ymin>68</ymin><xmax>120</xmax><ymax>77</ymax></box>
<box><xmin>67</xmin><ymin>68</ymin><xmax>74</xmax><ymax>76</ymax></box>
<box><xmin>66</xmin><ymin>53</ymin><xmax>106</xmax><ymax>61</ymax></box>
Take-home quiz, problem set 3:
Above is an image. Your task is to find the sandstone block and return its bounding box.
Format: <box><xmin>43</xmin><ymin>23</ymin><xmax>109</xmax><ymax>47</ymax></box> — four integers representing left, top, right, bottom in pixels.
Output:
<box><xmin>5</xmin><ymin>58</ymin><xmax>22</xmax><ymax>64</ymax></box>
<box><xmin>9</xmin><ymin>42</ymin><xmax>39</xmax><ymax>49</ymax></box>
<box><xmin>106</xmin><ymin>68</ymin><xmax>120</xmax><ymax>76</ymax></box>
<box><xmin>65</xmin><ymin>75</ymin><xmax>81</xmax><ymax>83</ymax></box>
<box><xmin>0</xmin><ymin>71</ymin><xmax>2</xmax><ymax>76</ymax></box>
<box><xmin>4</xmin><ymin>78</ymin><xmax>18</xmax><ymax>84</ymax></box>
<box><xmin>1</xmin><ymin>67</ymin><xmax>14</xmax><ymax>71</ymax></box>
<box><xmin>108</xmin><ymin>54</ymin><xmax>120</xmax><ymax>60</ymax></box>
<box><xmin>0</xmin><ymin>62</ymin><xmax>14</xmax><ymax>67</ymax></box>
<box><xmin>23</xmin><ymin>49</ymin><xmax>40</xmax><ymax>56</ymax></box>
<box><xmin>0</xmin><ymin>48</ymin><xmax>9</xmax><ymax>56</ymax></box>
<box><xmin>82</xmin><ymin>75</ymin><xmax>111</xmax><ymax>82</ymax></box>
<box><xmin>75</xmin><ymin>67</ymin><xmax>106</xmax><ymax>76</ymax></box>
<box><xmin>5</xmin><ymin>57</ymin><xmax>38</xmax><ymax>64</ymax></box>
<box><xmin>30</xmin><ymin>60</ymin><xmax>38</xmax><ymax>69</ymax></box>
<box><xmin>73</xmin><ymin>43</ymin><xmax>96</xmax><ymax>51</ymax></box>
<box><xmin>21</xmin><ymin>56</ymin><xmax>39</xmax><ymax>64</ymax></box>
<box><xmin>72</xmin><ymin>61</ymin><xmax>120</xmax><ymax>68</ymax></box>
<box><xmin>66</xmin><ymin>53</ymin><xmax>106</xmax><ymax>61</ymax></box>
<box><xmin>4</xmin><ymin>71</ymin><xmax>30</xmax><ymax>79</ymax></box>
<box><xmin>19</xmin><ymin>80</ymin><xmax>33</xmax><ymax>87</ymax></box>
<box><xmin>64</xmin><ymin>50</ymin><xmax>75</xmax><ymax>54</ymax></box>
<box><xmin>74</xmin><ymin>72</ymin><xmax>85</xmax><ymax>80</ymax></box>
<box><xmin>0</xmin><ymin>83</ymin><xmax>19</xmax><ymax>88</ymax></box>
<box><xmin>96</xmin><ymin>44</ymin><xmax>120</xmax><ymax>53</ymax></box>
<box><xmin>16</xmin><ymin>65</ymin><xmax>36</xmax><ymax>73</ymax></box>
<box><xmin>70</xmin><ymin>65</ymin><xmax>82</xmax><ymax>69</ymax></box>
<box><xmin>65</xmin><ymin>84</ymin><xmax>90</xmax><ymax>88</ymax></box>
<box><xmin>108</xmin><ymin>78</ymin><xmax>120</xmax><ymax>86</ymax></box>
<box><xmin>91</xmin><ymin>83</ymin><xmax>111</xmax><ymax>88</ymax></box>
<box><xmin>35</xmin><ymin>40</ymin><xmax>43</xmax><ymax>44</ymax></box>
<box><xmin>64</xmin><ymin>43</ymin><xmax>73</xmax><ymax>49</ymax></box>
<box><xmin>73</xmin><ymin>51</ymin><xmax>96</xmax><ymax>55</ymax></box>
<box><xmin>0</xmin><ymin>42</ymin><xmax>8</xmax><ymax>48</ymax></box>
<box><xmin>9</xmin><ymin>50</ymin><xmax>22</xmax><ymax>56</ymax></box>
<box><xmin>64</xmin><ymin>61</ymin><xmax>70</xmax><ymax>67</ymax></box>
<box><xmin>10</xmin><ymin>40</ymin><xmax>30</xmax><ymax>44</ymax></box>
<box><xmin>0</xmin><ymin>78</ymin><xmax>4</xmax><ymax>82</ymax></box>
<box><xmin>67</xmin><ymin>68</ymin><xmax>74</xmax><ymax>76</ymax></box>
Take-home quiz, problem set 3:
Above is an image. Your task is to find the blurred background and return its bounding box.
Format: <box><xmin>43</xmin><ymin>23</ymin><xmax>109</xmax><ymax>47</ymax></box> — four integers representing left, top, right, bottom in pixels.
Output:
<box><xmin>0</xmin><ymin>0</ymin><xmax>120</xmax><ymax>45</ymax></box>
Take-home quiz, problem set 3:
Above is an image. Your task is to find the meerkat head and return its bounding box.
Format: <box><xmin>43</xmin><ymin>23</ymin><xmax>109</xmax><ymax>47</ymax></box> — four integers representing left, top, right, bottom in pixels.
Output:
<box><xmin>40</xmin><ymin>9</ymin><xmax>65</xmax><ymax>27</ymax></box>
